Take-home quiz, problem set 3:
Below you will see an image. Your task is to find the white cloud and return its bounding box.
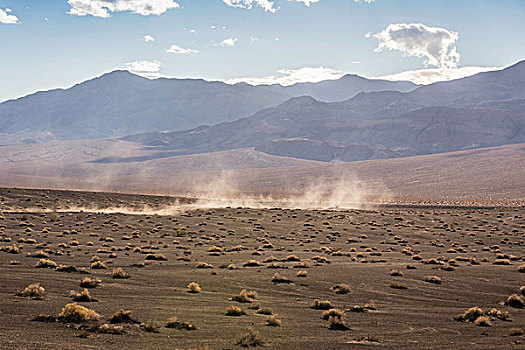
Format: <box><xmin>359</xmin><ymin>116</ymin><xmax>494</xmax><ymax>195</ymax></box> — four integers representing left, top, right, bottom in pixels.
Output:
<box><xmin>125</xmin><ymin>60</ymin><xmax>162</xmax><ymax>73</ymax></box>
<box><xmin>295</xmin><ymin>0</ymin><xmax>319</xmax><ymax>6</ymax></box>
<box><xmin>216</xmin><ymin>37</ymin><xmax>238</xmax><ymax>47</ymax></box>
<box><xmin>166</xmin><ymin>44</ymin><xmax>199</xmax><ymax>54</ymax></box>
<box><xmin>0</xmin><ymin>8</ymin><xmax>19</xmax><ymax>24</ymax></box>
<box><xmin>222</xmin><ymin>0</ymin><xmax>278</xmax><ymax>12</ymax></box>
<box><xmin>372</xmin><ymin>23</ymin><xmax>461</xmax><ymax>68</ymax></box>
<box><xmin>143</xmin><ymin>34</ymin><xmax>155</xmax><ymax>42</ymax></box>
<box><xmin>225</xmin><ymin>67</ymin><xmax>343</xmax><ymax>86</ymax></box>
<box><xmin>67</xmin><ymin>0</ymin><xmax>179</xmax><ymax>18</ymax></box>
<box><xmin>378</xmin><ymin>66</ymin><xmax>500</xmax><ymax>85</ymax></box>
<box><xmin>355</xmin><ymin>0</ymin><xmax>374</xmax><ymax>3</ymax></box>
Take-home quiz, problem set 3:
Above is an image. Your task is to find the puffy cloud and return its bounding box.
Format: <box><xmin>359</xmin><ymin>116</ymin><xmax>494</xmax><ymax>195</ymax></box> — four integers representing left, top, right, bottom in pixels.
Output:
<box><xmin>372</xmin><ymin>23</ymin><xmax>461</xmax><ymax>68</ymax></box>
<box><xmin>378</xmin><ymin>66</ymin><xmax>500</xmax><ymax>85</ymax></box>
<box><xmin>0</xmin><ymin>8</ymin><xmax>19</xmax><ymax>24</ymax></box>
<box><xmin>143</xmin><ymin>35</ymin><xmax>155</xmax><ymax>42</ymax></box>
<box><xmin>166</xmin><ymin>44</ymin><xmax>199</xmax><ymax>54</ymax></box>
<box><xmin>216</xmin><ymin>37</ymin><xmax>238</xmax><ymax>47</ymax></box>
<box><xmin>225</xmin><ymin>66</ymin><xmax>343</xmax><ymax>86</ymax></box>
<box><xmin>125</xmin><ymin>60</ymin><xmax>161</xmax><ymax>73</ymax></box>
<box><xmin>222</xmin><ymin>0</ymin><xmax>278</xmax><ymax>12</ymax></box>
<box><xmin>67</xmin><ymin>0</ymin><xmax>179</xmax><ymax>18</ymax></box>
<box><xmin>295</xmin><ymin>0</ymin><xmax>320</xmax><ymax>6</ymax></box>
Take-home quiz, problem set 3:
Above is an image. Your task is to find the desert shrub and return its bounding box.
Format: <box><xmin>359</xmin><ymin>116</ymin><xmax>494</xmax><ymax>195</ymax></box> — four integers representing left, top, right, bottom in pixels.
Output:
<box><xmin>226</xmin><ymin>305</ymin><xmax>245</xmax><ymax>316</ymax></box>
<box><xmin>109</xmin><ymin>309</ymin><xmax>140</xmax><ymax>324</ymax></box>
<box><xmin>271</xmin><ymin>273</ymin><xmax>292</xmax><ymax>284</ymax></box>
<box><xmin>424</xmin><ymin>276</ymin><xmax>442</xmax><ymax>284</ymax></box>
<box><xmin>518</xmin><ymin>265</ymin><xmax>525</xmax><ymax>273</ymax></box>
<box><xmin>196</xmin><ymin>262</ymin><xmax>214</xmax><ymax>269</ymax></box>
<box><xmin>35</xmin><ymin>259</ymin><xmax>57</xmax><ymax>268</ymax></box>
<box><xmin>505</xmin><ymin>294</ymin><xmax>524</xmax><ymax>308</ymax></box>
<box><xmin>140</xmin><ymin>322</ymin><xmax>161</xmax><ymax>333</ymax></box>
<box><xmin>266</xmin><ymin>314</ymin><xmax>281</xmax><ymax>327</ymax></box>
<box><xmin>111</xmin><ymin>267</ymin><xmax>130</xmax><ymax>279</ymax></box>
<box><xmin>328</xmin><ymin>316</ymin><xmax>349</xmax><ymax>331</ymax></box>
<box><xmin>390</xmin><ymin>269</ymin><xmax>403</xmax><ymax>276</ymax></box>
<box><xmin>57</xmin><ymin>303</ymin><xmax>100</xmax><ymax>323</ymax></box>
<box><xmin>165</xmin><ymin>316</ymin><xmax>197</xmax><ymax>330</ymax></box>
<box><xmin>332</xmin><ymin>284</ymin><xmax>351</xmax><ymax>294</ymax></box>
<box><xmin>80</xmin><ymin>277</ymin><xmax>101</xmax><ymax>288</ymax></box>
<box><xmin>455</xmin><ymin>307</ymin><xmax>483</xmax><ymax>322</ymax></box>
<box><xmin>284</xmin><ymin>255</ymin><xmax>300</xmax><ymax>262</ymax></box>
<box><xmin>187</xmin><ymin>282</ymin><xmax>202</xmax><ymax>293</ymax></box>
<box><xmin>145</xmin><ymin>253</ymin><xmax>167</xmax><ymax>261</ymax></box>
<box><xmin>243</xmin><ymin>260</ymin><xmax>262</xmax><ymax>267</ymax></box>
<box><xmin>296</xmin><ymin>270</ymin><xmax>308</xmax><ymax>277</ymax></box>
<box><xmin>28</xmin><ymin>250</ymin><xmax>49</xmax><ymax>258</ymax></box>
<box><xmin>32</xmin><ymin>314</ymin><xmax>57</xmax><ymax>323</ymax></box>
<box><xmin>256</xmin><ymin>307</ymin><xmax>273</xmax><ymax>315</ymax></box>
<box><xmin>322</xmin><ymin>308</ymin><xmax>344</xmax><ymax>320</ymax></box>
<box><xmin>94</xmin><ymin>323</ymin><xmax>125</xmax><ymax>334</ymax></box>
<box><xmin>208</xmin><ymin>246</ymin><xmax>222</xmax><ymax>253</ymax></box>
<box><xmin>520</xmin><ymin>286</ymin><xmax>525</xmax><ymax>296</ymax></box>
<box><xmin>17</xmin><ymin>283</ymin><xmax>45</xmax><ymax>299</ymax></box>
<box><xmin>237</xmin><ymin>327</ymin><xmax>263</xmax><ymax>347</ymax></box>
<box><xmin>311</xmin><ymin>299</ymin><xmax>332</xmax><ymax>310</ymax></box>
<box><xmin>69</xmin><ymin>289</ymin><xmax>96</xmax><ymax>302</ymax></box>
<box><xmin>232</xmin><ymin>289</ymin><xmax>258</xmax><ymax>303</ymax></box>
<box><xmin>493</xmin><ymin>259</ymin><xmax>511</xmax><ymax>265</ymax></box>
<box><xmin>509</xmin><ymin>328</ymin><xmax>524</xmax><ymax>336</ymax></box>
<box><xmin>263</xmin><ymin>255</ymin><xmax>278</xmax><ymax>263</ymax></box>
<box><xmin>486</xmin><ymin>308</ymin><xmax>510</xmax><ymax>320</ymax></box>
<box><xmin>90</xmin><ymin>261</ymin><xmax>107</xmax><ymax>269</ymax></box>
<box><xmin>474</xmin><ymin>316</ymin><xmax>492</xmax><ymax>327</ymax></box>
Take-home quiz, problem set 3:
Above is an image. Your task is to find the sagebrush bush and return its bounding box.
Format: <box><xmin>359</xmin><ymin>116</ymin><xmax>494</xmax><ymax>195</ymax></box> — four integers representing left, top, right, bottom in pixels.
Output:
<box><xmin>332</xmin><ymin>284</ymin><xmax>350</xmax><ymax>294</ymax></box>
<box><xmin>237</xmin><ymin>327</ymin><xmax>263</xmax><ymax>347</ymax></box>
<box><xmin>266</xmin><ymin>314</ymin><xmax>281</xmax><ymax>327</ymax></box>
<box><xmin>69</xmin><ymin>289</ymin><xmax>96</xmax><ymax>302</ymax></box>
<box><xmin>232</xmin><ymin>289</ymin><xmax>258</xmax><ymax>303</ymax></box>
<box><xmin>80</xmin><ymin>277</ymin><xmax>101</xmax><ymax>288</ymax></box>
<box><xmin>226</xmin><ymin>305</ymin><xmax>245</xmax><ymax>316</ymax></box>
<box><xmin>111</xmin><ymin>267</ymin><xmax>130</xmax><ymax>279</ymax></box>
<box><xmin>90</xmin><ymin>261</ymin><xmax>107</xmax><ymax>269</ymax></box>
<box><xmin>17</xmin><ymin>283</ymin><xmax>45</xmax><ymax>300</ymax></box>
<box><xmin>109</xmin><ymin>309</ymin><xmax>140</xmax><ymax>324</ymax></box>
<box><xmin>187</xmin><ymin>282</ymin><xmax>202</xmax><ymax>293</ymax></box>
<box><xmin>474</xmin><ymin>316</ymin><xmax>492</xmax><ymax>327</ymax></box>
<box><xmin>505</xmin><ymin>294</ymin><xmax>524</xmax><ymax>308</ymax></box>
<box><xmin>35</xmin><ymin>259</ymin><xmax>57</xmax><ymax>269</ymax></box>
<box><xmin>455</xmin><ymin>307</ymin><xmax>483</xmax><ymax>322</ymax></box>
<box><xmin>311</xmin><ymin>299</ymin><xmax>332</xmax><ymax>310</ymax></box>
<box><xmin>57</xmin><ymin>303</ymin><xmax>100</xmax><ymax>323</ymax></box>
<box><xmin>322</xmin><ymin>308</ymin><xmax>344</xmax><ymax>320</ymax></box>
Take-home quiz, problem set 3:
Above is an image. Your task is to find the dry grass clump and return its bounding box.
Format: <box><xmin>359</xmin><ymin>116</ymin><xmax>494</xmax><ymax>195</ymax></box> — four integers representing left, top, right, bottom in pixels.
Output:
<box><xmin>296</xmin><ymin>270</ymin><xmax>308</xmax><ymax>277</ymax></box>
<box><xmin>243</xmin><ymin>260</ymin><xmax>263</xmax><ymax>267</ymax></box>
<box><xmin>90</xmin><ymin>261</ymin><xmax>107</xmax><ymax>269</ymax></box>
<box><xmin>140</xmin><ymin>322</ymin><xmax>161</xmax><ymax>333</ymax></box>
<box><xmin>17</xmin><ymin>283</ymin><xmax>45</xmax><ymax>300</ymax></box>
<box><xmin>80</xmin><ymin>277</ymin><xmax>101</xmax><ymax>288</ymax></box>
<box><xmin>266</xmin><ymin>314</ymin><xmax>281</xmax><ymax>327</ymax></box>
<box><xmin>424</xmin><ymin>276</ymin><xmax>442</xmax><ymax>284</ymax></box>
<box><xmin>328</xmin><ymin>315</ymin><xmax>350</xmax><ymax>331</ymax></box>
<box><xmin>237</xmin><ymin>327</ymin><xmax>264</xmax><ymax>347</ymax></box>
<box><xmin>493</xmin><ymin>259</ymin><xmax>511</xmax><ymax>265</ymax></box>
<box><xmin>271</xmin><ymin>273</ymin><xmax>292</xmax><ymax>284</ymax></box>
<box><xmin>93</xmin><ymin>323</ymin><xmax>125</xmax><ymax>334</ymax></box>
<box><xmin>28</xmin><ymin>250</ymin><xmax>49</xmax><ymax>258</ymax></box>
<box><xmin>518</xmin><ymin>265</ymin><xmax>525</xmax><ymax>273</ymax></box>
<box><xmin>520</xmin><ymin>286</ymin><xmax>525</xmax><ymax>296</ymax></box>
<box><xmin>505</xmin><ymin>294</ymin><xmax>525</xmax><ymax>308</ymax></box>
<box><xmin>284</xmin><ymin>255</ymin><xmax>301</xmax><ymax>262</ymax></box>
<box><xmin>390</xmin><ymin>269</ymin><xmax>403</xmax><ymax>276</ymax></box>
<box><xmin>232</xmin><ymin>289</ymin><xmax>258</xmax><ymax>303</ymax></box>
<box><xmin>109</xmin><ymin>309</ymin><xmax>140</xmax><ymax>324</ymax></box>
<box><xmin>56</xmin><ymin>265</ymin><xmax>80</xmax><ymax>273</ymax></box>
<box><xmin>486</xmin><ymin>308</ymin><xmax>510</xmax><ymax>321</ymax></box>
<box><xmin>256</xmin><ymin>307</ymin><xmax>273</xmax><ymax>315</ymax></box>
<box><xmin>35</xmin><ymin>258</ymin><xmax>57</xmax><ymax>268</ymax></box>
<box><xmin>322</xmin><ymin>308</ymin><xmax>344</xmax><ymax>320</ymax></box>
<box><xmin>311</xmin><ymin>299</ymin><xmax>332</xmax><ymax>310</ymax></box>
<box><xmin>145</xmin><ymin>253</ymin><xmax>167</xmax><ymax>261</ymax></box>
<box><xmin>57</xmin><ymin>303</ymin><xmax>100</xmax><ymax>323</ymax></box>
<box><xmin>1</xmin><ymin>245</ymin><xmax>20</xmax><ymax>254</ymax></box>
<box><xmin>455</xmin><ymin>307</ymin><xmax>483</xmax><ymax>322</ymax></box>
<box><xmin>165</xmin><ymin>316</ymin><xmax>197</xmax><ymax>330</ymax></box>
<box><xmin>332</xmin><ymin>284</ymin><xmax>351</xmax><ymax>294</ymax></box>
<box><xmin>226</xmin><ymin>305</ymin><xmax>246</xmax><ymax>316</ymax></box>
<box><xmin>509</xmin><ymin>328</ymin><xmax>524</xmax><ymax>336</ymax></box>
<box><xmin>474</xmin><ymin>316</ymin><xmax>492</xmax><ymax>327</ymax></box>
<box><xmin>69</xmin><ymin>289</ymin><xmax>96</xmax><ymax>302</ymax></box>
<box><xmin>111</xmin><ymin>267</ymin><xmax>130</xmax><ymax>279</ymax></box>
<box><xmin>196</xmin><ymin>261</ymin><xmax>214</xmax><ymax>269</ymax></box>
<box><xmin>187</xmin><ymin>282</ymin><xmax>202</xmax><ymax>293</ymax></box>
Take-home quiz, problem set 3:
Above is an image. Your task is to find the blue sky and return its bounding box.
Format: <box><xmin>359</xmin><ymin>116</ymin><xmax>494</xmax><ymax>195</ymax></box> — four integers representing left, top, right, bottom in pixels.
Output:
<box><xmin>1</xmin><ymin>0</ymin><xmax>525</xmax><ymax>102</ymax></box>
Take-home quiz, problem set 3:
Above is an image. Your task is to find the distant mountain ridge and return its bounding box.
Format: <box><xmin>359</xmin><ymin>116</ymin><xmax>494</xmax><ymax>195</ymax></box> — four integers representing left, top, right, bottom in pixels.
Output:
<box><xmin>0</xmin><ymin>70</ymin><xmax>416</xmax><ymax>142</ymax></box>
<box><xmin>122</xmin><ymin>61</ymin><xmax>525</xmax><ymax>162</ymax></box>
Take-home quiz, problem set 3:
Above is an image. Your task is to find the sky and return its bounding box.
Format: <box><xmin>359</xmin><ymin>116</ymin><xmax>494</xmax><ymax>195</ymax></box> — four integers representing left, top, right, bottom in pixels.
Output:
<box><xmin>1</xmin><ymin>0</ymin><xmax>525</xmax><ymax>102</ymax></box>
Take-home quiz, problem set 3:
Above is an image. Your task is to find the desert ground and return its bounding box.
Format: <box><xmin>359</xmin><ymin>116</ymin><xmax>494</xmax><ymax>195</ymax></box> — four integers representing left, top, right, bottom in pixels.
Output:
<box><xmin>0</xmin><ymin>187</ymin><xmax>523</xmax><ymax>349</ymax></box>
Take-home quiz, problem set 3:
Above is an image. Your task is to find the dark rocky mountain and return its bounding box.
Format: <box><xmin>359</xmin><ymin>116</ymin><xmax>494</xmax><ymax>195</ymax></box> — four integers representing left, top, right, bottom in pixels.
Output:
<box><xmin>264</xmin><ymin>74</ymin><xmax>417</xmax><ymax>102</ymax></box>
<box><xmin>122</xmin><ymin>61</ymin><xmax>525</xmax><ymax>162</ymax></box>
